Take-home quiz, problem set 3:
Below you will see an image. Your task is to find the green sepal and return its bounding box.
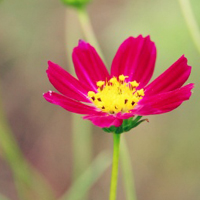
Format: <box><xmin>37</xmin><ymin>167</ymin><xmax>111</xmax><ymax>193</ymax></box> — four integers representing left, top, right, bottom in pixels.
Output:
<box><xmin>60</xmin><ymin>0</ymin><xmax>91</xmax><ymax>8</ymax></box>
<box><xmin>102</xmin><ymin>116</ymin><xmax>148</xmax><ymax>134</ymax></box>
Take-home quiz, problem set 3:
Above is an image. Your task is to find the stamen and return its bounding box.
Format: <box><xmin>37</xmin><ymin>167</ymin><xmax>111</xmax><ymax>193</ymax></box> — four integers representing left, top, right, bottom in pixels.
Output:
<box><xmin>130</xmin><ymin>81</ymin><xmax>139</xmax><ymax>87</ymax></box>
<box><xmin>119</xmin><ymin>75</ymin><xmax>128</xmax><ymax>81</ymax></box>
<box><xmin>87</xmin><ymin>75</ymin><xmax>144</xmax><ymax>114</ymax></box>
<box><xmin>97</xmin><ymin>81</ymin><xmax>105</xmax><ymax>87</ymax></box>
<box><xmin>109</xmin><ymin>77</ymin><xmax>118</xmax><ymax>85</ymax></box>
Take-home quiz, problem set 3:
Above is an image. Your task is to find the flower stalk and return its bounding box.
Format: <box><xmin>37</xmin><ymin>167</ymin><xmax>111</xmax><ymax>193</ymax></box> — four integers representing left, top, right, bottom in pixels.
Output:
<box><xmin>109</xmin><ymin>133</ymin><xmax>121</xmax><ymax>200</ymax></box>
<box><xmin>77</xmin><ymin>6</ymin><xmax>105</xmax><ymax>62</ymax></box>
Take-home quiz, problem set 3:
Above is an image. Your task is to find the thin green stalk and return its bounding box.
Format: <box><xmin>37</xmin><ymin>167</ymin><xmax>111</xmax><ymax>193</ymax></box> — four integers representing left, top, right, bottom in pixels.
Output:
<box><xmin>120</xmin><ymin>136</ymin><xmax>137</xmax><ymax>200</ymax></box>
<box><xmin>64</xmin><ymin>9</ymin><xmax>93</xmax><ymax>200</ymax></box>
<box><xmin>0</xmin><ymin>89</ymin><xmax>32</xmax><ymax>200</ymax></box>
<box><xmin>0</xmin><ymin>87</ymin><xmax>55</xmax><ymax>200</ymax></box>
<box><xmin>109</xmin><ymin>133</ymin><xmax>121</xmax><ymax>200</ymax></box>
<box><xmin>178</xmin><ymin>0</ymin><xmax>200</xmax><ymax>54</ymax></box>
<box><xmin>71</xmin><ymin>115</ymin><xmax>92</xmax><ymax>180</ymax></box>
<box><xmin>77</xmin><ymin>6</ymin><xmax>106</xmax><ymax>63</ymax></box>
<box><xmin>59</xmin><ymin>151</ymin><xmax>112</xmax><ymax>200</ymax></box>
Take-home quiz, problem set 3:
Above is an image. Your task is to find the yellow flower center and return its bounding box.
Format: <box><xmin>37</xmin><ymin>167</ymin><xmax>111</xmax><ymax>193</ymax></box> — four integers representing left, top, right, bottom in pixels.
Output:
<box><xmin>88</xmin><ymin>75</ymin><xmax>144</xmax><ymax>114</ymax></box>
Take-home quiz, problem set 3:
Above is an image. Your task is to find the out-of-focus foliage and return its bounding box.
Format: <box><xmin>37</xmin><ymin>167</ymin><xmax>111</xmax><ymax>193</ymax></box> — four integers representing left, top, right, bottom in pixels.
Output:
<box><xmin>0</xmin><ymin>0</ymin><xmax>199</xmax><ymax>200</ymax></box>
<box><xmin>61</xmin><ymin>0</ymin><xmax>91</xmax><ymax>8</ymax></box>
<box><xmin>59</xmin><ymin>152</ymin><xmax>111</xmax><ymax>200</ymax></box>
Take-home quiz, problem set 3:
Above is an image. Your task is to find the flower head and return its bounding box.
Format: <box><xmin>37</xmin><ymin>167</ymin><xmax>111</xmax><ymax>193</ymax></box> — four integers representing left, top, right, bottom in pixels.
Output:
<box><xmin>43</xmin><ymin>35</ymin><xmax>194</xmax><ymax>129</ymax></box>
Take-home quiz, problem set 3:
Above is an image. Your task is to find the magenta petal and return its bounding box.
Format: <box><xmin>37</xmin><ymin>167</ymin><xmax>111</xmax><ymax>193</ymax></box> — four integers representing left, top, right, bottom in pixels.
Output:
<box><xmin>72</xmin><ymin>40</ymin><xmax>110</xmax><ymax>91</ymax></box>
<box><xmin>47</xmin><ymin>61</ymin><xmax>91</xmax><ymax>102</ymax></box>
<box><xmin>134</xmin><ymin>83</ymin><xmax>194</xmax><ymax>115</ymax></box>
<box><xmin>116</xmin><ymin>112</ymin><xmax>134</xmax><ymax>119</ymax></box>
<box><xmin>111</xmin><ymin>35</ymin><xmax>156</xmax><ymax>88</ymax></box>
<box><xmin>43</xmin><ymin>91</ymin><xmax>98</xmax><ymax>115</ymax></box>
<box><xmin>83</xmin><ymin>114</ymin><xmax>123</xmax><ymax>128</ymax></box>
<box><xmin>145</xmin><ymin>55</ymin><xmax>191</xmax><ymax>96</ymax></box>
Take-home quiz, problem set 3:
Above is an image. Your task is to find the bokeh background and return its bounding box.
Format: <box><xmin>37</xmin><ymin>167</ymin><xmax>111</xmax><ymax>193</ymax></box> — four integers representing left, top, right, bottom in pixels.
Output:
<box><xmin>0</xmin><ymin>0</ymin><xmax>199</xmax><ymax>200</ymax></box>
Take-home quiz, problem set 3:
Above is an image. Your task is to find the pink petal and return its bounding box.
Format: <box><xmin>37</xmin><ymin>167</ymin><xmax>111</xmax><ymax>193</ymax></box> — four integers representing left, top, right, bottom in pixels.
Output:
<box><xmin>47</xmin><ymin>61</ymin><xmax>91</xmax><ymax>102</ymax></box>
<box><xmin>83</xmin><ymin>113</ymin><xmax>123</xmax><ymax>128</ymax></box>
<box><xmin>133</xmin><ymin>83</ymin><xmax>194</xmax><ymax>115</ymax></box>
<box><xmin>111</xmin><ymin>35</ymin><xmax>156</xmax><ymax>88</ymax></box>
<box><xmin>72</xmin><ymin>40</ymin><xmax>110</xmax><ymax>91</ymax></box>
<box><xmin>43</xmin><ymin>91</ymin><xmax>98</xmax><ymax>115</ymax></box>
<box><xmin>145</xmin><ymin>55</ymin><xmax>191</xmax><ymax>96</ymax></box>
<box><xmin>116</xmin><ymin>112</ymin><xmax>134</xmax><ymax>119</ymax></box>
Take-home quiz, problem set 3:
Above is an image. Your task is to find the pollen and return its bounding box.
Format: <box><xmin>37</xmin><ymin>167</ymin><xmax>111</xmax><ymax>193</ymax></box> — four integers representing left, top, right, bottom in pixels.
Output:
<box><xmin>88</xmin><ymin>75</ymin><xmax>144</xmax><ymax>114</ymax></box>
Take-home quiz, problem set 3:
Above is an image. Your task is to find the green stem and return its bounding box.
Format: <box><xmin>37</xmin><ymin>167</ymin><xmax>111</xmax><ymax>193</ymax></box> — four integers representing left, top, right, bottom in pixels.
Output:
<box><xmin>109</xmin><ymin>133</ymin><xmax>121</xmax><ymax>200</ymax></box>
<box><xmin>120</xmin><ymin>136</ymin><xmax>137</xmax><ymax>200</ymax></box>
<box><xmin>178</xmin><ymin>0</ymin><xmax>200</xmax><ymax>54</ymax></box>
<box><xmin>77</xmin><ymin>6</ymin><xmax>106</xmax><ymax>63</ymax></box>
<box><xmin>64</xmin><ymin>8</ymin><xmax>93</xmax><ymax>200</ymax></box>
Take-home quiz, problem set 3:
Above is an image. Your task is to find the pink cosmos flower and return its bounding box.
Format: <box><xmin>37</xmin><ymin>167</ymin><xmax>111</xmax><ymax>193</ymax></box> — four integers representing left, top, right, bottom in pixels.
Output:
<box><xmin>43</xmin><ymin>35</ymin><xmax>194</xmax><ymax>128</ymax></box>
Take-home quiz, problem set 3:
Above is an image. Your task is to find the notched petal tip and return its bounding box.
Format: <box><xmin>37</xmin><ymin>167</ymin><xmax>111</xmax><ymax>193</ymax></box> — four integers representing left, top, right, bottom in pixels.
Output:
<box><xmin>47</xmin><ymin>60</ymin><xmax>58</xmax><ymax>70</ymax></box>
<box><xmin>186</xmin><ymin>83</ymin><xmax>194</xmax><ymax>95</ymax></box>
<box><xmin>76</xmin><ymin>39</ymin><xmax>89</xmax><ymax>50</ymax></box>
<box><xmin>43</xmin><ymin>90</ymin><xmax>53</xmax><ymax>97</ymax></box>
<box><xmin>43</xmin><ymin>91</ymin><xmax>55</xmax><ymax>104</ymax></box>
<box><xmin>132</xmin><ymin>35</ymin><xmax>151</xmax><ymax>44</ymax></box>
<box><xmin>126</xmin><ymin>35</ymin><xmax>151</xmax><ymax>42</ymax></box>
<box><xmin>46</xmin><ymin>61</ymin><xmax>59</xmax><ymax>76</ymax></box>
<box><xmin>78</xmin><ymin>39</ymin><xmax>86</xmax><ymax>44</ymax></box>
<box><xmin>47</xmin><ymin>60</ymin><xmax>53</xmax><ymax>65</ymax></box>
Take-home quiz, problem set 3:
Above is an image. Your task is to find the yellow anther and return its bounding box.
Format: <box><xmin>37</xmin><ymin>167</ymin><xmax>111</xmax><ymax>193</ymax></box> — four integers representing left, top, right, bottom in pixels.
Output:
<box><xmin>88</xmin><ymin>91</ymin><xmax>96</xmax><ymax>101</ymax></box>
<box><xmin>88</xmin><ymin>91</ymin><xmax>95</xmax><ymax>97</ymax></box>
<box><xmin>97</xmin><ymin>81</ymin><xmax>105</xmax><ymax>87</ymax></box>
<box><xmin>130</xmin><ymin>81</ymin><xmax>139</xmax><ymax>88</ymax></box>
<box><xmin>119</xmin><ymin>75</ymin><xmax>128</xmax><ymax>81</ymax></box>
<box><xmin>88</xmin><ymin>75</ymin><xmax>144</xmax><ymax>114</ymax></box>
<box><xmin>137</xmin><ymin>89</ymin><xmax>144</xmax><ymax>96</ymax></box>
<box><xmin>109</xmin><ymin>77</ymin><xmax>117</xmax><ymax>84</ymax></box>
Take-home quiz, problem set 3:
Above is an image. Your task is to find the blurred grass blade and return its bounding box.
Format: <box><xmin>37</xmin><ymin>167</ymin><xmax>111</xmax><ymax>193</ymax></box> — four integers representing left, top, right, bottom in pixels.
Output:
<box><xmin>59</xmin><ymin>151</ymin><xmax>112</xmax><ymax>200</ymax></box>
<box><xmin>0</xmin><ymin>194</ymin><xmax>10</xmax><ymax>200</ymax></box>
<box><xmin>178</xmin><ymin>0</ymin><xmax>200</xmax><ymax>54</ymax></box>
<box><xmin>0</xmin><ymin>87</ymin><xmax>55</xmax><ymax>200</ymax></box>
<box><xmin>71</xmin><ymin>115</ymin><xmax>93</xmax><ymax>181</ymax></box>
<box><xmin>0</xmin><ymin>123</ymin><xmax>55</xmax><ymax>200</ymax></box>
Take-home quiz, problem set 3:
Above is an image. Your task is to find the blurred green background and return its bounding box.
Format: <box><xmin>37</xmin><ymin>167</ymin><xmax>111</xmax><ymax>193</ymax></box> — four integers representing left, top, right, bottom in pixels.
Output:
<box><xmin>0</xmin><ymin>0</ymin><xmax>199</xmax><ymax>200</ymax></box>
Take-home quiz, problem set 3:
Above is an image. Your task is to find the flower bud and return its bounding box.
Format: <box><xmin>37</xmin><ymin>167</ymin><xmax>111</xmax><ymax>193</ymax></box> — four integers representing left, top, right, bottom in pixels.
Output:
<box><xmin>60</xmin><ymin>0</ymin><xmax>91</xmax><ymax>8</ymax></box>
